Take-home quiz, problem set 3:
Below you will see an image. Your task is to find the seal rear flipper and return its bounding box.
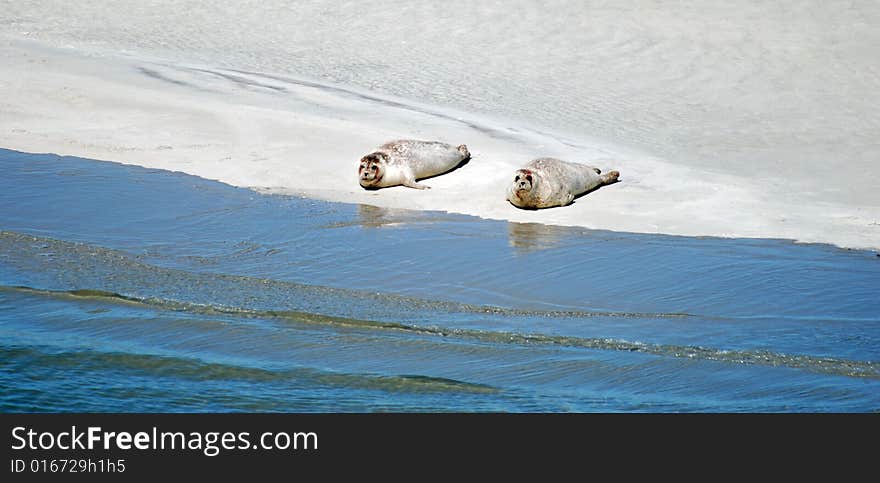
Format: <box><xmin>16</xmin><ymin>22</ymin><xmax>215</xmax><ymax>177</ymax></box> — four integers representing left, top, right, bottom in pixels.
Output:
<box><xmin>457</xmin><ymin>144</ymin><xmax>470</xmax><ymax>160</ymax></box>
<box><xmin>602</xmin><ymin>170</ymin><xmax>620</xmax><ymax>184</ymax></box>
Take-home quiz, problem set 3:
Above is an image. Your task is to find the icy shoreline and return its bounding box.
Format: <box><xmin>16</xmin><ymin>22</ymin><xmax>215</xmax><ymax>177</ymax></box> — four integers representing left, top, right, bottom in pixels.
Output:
<box><xmin>2</xmin><ymin>39</ymin><xmax>878</xmax><ymax>250</ymax></box>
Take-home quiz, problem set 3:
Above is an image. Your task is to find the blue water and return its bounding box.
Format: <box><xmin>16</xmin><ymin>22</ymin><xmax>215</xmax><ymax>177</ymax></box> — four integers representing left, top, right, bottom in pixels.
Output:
<box><xmin>1</xmin><ymin>148</ymin><xmax>877</xmax><ymax>412</ymax></box>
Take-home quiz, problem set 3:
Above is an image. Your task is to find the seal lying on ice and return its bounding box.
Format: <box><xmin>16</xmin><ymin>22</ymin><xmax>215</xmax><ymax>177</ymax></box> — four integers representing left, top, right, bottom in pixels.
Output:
<box><xmin>358</xmin><ymin>140</ymin><xmax>470</xmax><ymax>190</ymax></box>
<box><xmin>507</xmin><ymin>157</ymin><xmax>619</xmax><ymax>209</ymax></box>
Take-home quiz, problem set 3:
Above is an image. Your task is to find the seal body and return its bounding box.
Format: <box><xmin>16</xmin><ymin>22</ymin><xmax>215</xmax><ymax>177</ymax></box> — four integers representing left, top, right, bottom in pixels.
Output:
<box><xmin>506</xmin><ymin>157</ymin><xmax>619</xmax><ymax>209</ymax></box>
<box><xmin>359</xmin><ymin>140</ymin><xmax>470</xmax><ymax>190</ymax></box>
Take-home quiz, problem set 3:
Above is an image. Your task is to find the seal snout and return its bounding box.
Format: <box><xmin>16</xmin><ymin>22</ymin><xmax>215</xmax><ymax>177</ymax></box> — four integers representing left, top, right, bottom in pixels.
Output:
<box><xmin>513</xmin><ymin>170</ymin><xmax>533</xmax><ymax>192</ymax></box>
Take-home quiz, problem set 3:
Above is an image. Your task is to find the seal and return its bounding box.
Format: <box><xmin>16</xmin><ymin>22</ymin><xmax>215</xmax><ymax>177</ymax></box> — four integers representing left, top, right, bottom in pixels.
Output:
<box><xmin>506</xmin><ymin>157</ymin><xmax>619</xmax><ymax>209</ymax></box>
<box><xmin>358</xmin><ymin>139</ymin><xmax>471</xmax><ymax>190</ymax></box>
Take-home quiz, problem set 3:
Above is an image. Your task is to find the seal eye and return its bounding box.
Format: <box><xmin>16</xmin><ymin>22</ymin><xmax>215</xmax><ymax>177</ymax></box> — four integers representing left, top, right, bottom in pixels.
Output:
<box><xmin>371</xmin><ymin>165</ymin><xmax>378</xmax><ymax>171</ymax></box>
<box><xmin>514</xmin><ymin>175</ymin><xmax>520</xmax><ymax>182</ymax></box>
<box><xmin>525</xmin><ymin>175</ymin><xmax>533</xmax><ymax>182</ymax></box>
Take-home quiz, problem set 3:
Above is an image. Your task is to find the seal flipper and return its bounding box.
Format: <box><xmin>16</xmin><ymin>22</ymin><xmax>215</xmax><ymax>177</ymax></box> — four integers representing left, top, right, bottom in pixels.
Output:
<box><xmin>402</xmin><ymin>177</ymin><xmax>431</xmax><ymax>190</ymax></box>
<box><xmin>457</xmin><ymin>144</ymin><xmax>470</xmax><ymax>161</ymax></box>
<box><xmin>601</xmin><ymin>170</ymin><xmax>620</xmax><ymax>185</ymax></box>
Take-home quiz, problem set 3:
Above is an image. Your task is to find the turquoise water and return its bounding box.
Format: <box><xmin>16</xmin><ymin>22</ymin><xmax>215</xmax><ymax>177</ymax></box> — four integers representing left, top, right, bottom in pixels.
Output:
<box><xmin>1</xmin><ymin>149</ymin><xmax>878</xmax><ymax>412</ymax></box>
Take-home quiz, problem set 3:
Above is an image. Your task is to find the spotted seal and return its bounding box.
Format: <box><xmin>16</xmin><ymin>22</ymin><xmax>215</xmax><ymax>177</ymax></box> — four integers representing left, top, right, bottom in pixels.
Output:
<box><xmin>507</xmin><ymin>157</ymin><xmax>619</xmax><ymax>209</ymax></box>
<box><xmin>358</xmin><ymin>139</ymin><xmax>470</xmax><ymax>190</ymax></box>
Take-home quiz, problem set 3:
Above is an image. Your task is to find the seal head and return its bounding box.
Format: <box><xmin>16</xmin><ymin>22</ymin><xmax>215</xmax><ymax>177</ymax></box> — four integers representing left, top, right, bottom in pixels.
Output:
<box><xmin>358</xmin><ymin>152</ymin><xmax>389</xmax><ymax>189</ymax></box>
<box><xmin>508</xmin><ymin>168</ymin><xmax>537</xmax><ymax>208</ymax></box>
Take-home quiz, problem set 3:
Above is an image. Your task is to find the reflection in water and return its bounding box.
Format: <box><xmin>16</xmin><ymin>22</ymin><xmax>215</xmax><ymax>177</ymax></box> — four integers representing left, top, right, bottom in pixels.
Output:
<box><xmin>507</xmin><ymin>222</ymin><xmax>570</xmax><ymax>254</ymax></box>
<box><xmin>321</xmin><ymin>204</ymin><xmax>405</xmax><ymax>229</ymax></box>
<box><xmin>355</xmin><ymin>204</ymin><xmax>459</xmax><ymax>229</ymax></box>
<box><xmin>357</xmin><ymin>204</ymin><xmax>399</xmax><ymax>228</ymax></box>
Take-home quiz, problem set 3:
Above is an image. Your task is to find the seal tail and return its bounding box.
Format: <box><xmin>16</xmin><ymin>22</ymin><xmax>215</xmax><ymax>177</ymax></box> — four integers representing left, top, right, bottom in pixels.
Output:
<box><xmin>457</xmin><ymin>144</ymin><xmax>471</xmax><ymax>160</ymax></box>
